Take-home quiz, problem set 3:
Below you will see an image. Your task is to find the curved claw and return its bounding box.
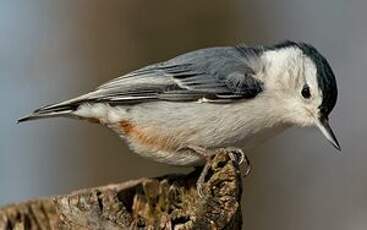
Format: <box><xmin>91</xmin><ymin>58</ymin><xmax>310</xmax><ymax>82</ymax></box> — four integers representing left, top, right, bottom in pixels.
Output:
<box><xmin>226</xmin><ymin>148</ymin><xmax>245</xmax><ymax>164</ymax></box>
<box><xmin>226</xmin><ymin>147</ymin><xmax>251</xmax><ymax>177</ymax></box>
<box><xmin>243</xmin><ymin>154</ymin><xmax>251</xmax><ymax>177</ymax></box>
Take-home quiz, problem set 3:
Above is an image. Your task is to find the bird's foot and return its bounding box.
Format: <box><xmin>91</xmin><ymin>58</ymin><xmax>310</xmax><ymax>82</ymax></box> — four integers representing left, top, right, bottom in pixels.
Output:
<box><xmin>181</xmin><ymin>146</ymin><xmax>251</xmax><ymax>198</ymax></box>
<box><xmin>224</xmin><ymin>147</ymin><xmax>251</xmax><ymax>176</ymax></box>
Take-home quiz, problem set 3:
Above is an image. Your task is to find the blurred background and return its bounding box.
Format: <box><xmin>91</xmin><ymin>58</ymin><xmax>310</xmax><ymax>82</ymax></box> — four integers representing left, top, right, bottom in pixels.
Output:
<box><xmin>0</xmin><ymin>0</ymin><xmax>364</xmax><ymax>229</ymax></box>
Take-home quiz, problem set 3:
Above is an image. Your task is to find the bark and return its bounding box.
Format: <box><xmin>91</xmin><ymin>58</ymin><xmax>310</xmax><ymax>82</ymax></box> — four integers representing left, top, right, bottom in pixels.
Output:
<box><xmin>0</xmin><ymin>150</ymin><xmax>249</xmax><ymax>230</ymax></box>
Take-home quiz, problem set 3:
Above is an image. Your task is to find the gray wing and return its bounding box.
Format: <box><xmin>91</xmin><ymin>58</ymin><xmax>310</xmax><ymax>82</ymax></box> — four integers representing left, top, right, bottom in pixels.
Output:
<box><xmin>82</xmin><ymin>46</ymin><xmax>264</xmax><ymax>104</ymax></box>
<box><xmin>36</xmin><ymin>46</ymin><xmax>264</xmax><ymax>113</ymax></box>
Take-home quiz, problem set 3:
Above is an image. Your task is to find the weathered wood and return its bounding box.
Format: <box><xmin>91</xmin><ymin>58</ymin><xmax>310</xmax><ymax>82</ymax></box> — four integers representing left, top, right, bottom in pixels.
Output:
<box><xmin>0</xmin><ymin>150</ymin><xmax>249</xmax><ymax>229</ymax></box>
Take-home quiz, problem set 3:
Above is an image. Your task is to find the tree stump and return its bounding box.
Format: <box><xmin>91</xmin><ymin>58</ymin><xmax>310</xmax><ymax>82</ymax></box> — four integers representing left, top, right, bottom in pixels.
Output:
<box><xmin>0</xmin><ymin>150</ymin><xmax>249</xmax><ymax>229</ymax></box>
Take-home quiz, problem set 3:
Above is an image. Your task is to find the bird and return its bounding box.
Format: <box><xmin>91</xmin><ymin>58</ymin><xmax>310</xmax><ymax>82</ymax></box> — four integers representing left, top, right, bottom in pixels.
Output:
<box><xmin>18</xmin><ymin>41</ymin><xmax>340</xmax><ymax>194</ymax></box>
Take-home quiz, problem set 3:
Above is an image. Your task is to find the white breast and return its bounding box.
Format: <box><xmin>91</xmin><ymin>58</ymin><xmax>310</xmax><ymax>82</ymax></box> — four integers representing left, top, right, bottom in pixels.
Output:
<box><xmin>127</xmin><ymin>95</ymin><xmax>288</xmax><ymax>146</ymax></box>
<box><xmin>74</xmin><ymin>92</ymin><xmax>290</xmax><ymax>166</ymax></box>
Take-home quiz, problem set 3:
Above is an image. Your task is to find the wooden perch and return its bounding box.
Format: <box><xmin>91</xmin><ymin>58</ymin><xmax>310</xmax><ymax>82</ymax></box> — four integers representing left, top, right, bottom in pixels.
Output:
<box><xmin>0</xmin><ymin>150</ymin><xmax>249</xmax><ymax>229</ymax></box>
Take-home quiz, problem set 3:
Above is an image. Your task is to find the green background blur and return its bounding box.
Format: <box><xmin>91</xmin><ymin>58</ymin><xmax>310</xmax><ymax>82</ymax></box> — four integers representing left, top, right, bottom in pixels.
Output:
<box><xmin>1</xmin><ymin>0</ymin><xmax>364</xmax><ymax>229</ymax></box>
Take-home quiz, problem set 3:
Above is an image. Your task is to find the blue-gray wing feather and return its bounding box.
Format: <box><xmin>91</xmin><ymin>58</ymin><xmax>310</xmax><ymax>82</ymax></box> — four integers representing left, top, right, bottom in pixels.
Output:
<box><xmin>37</xmin><ymin>46</ymin><xmax>264</xmax><ymax>113</ymax></box>
<box><xmin>85</xmin><ymin>46</ymin><xmax>264</xmax><ymax>104</ymax></box>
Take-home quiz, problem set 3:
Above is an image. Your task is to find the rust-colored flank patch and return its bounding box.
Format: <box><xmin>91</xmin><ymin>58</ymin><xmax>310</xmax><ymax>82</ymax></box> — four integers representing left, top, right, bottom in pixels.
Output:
<box><xmin>119</xmin><ymin>120</ymin><xmax>135</xmax><ymax>134</ymax></box>
<box><xmin>119</xmin><ymin>120</ymin><xmax>175</xmax><ymax>151</ymax></box>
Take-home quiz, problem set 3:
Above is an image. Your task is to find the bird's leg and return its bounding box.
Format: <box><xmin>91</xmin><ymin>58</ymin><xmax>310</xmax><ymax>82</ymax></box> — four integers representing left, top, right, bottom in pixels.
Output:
<box><xmin>177</xmin><ymin>145</ymin><xmax>251</xmax><ymax>197</ymax></box>
<box><xmin>176</xmin><ymin>145</ymin><xmax>214</xmax><ymax>197</ymax></box>
<box><xmin>196</xmin><ymin>161</ymin><xmax>211</xmax><ymax>198</ymax></box>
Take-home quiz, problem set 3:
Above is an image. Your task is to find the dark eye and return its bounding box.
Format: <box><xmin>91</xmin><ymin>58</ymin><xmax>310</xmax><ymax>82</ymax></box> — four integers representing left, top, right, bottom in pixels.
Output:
<box><xmin>301</xmin><ymin>85</ymin><xmax>311</xmax><ymax>99</ymax></box>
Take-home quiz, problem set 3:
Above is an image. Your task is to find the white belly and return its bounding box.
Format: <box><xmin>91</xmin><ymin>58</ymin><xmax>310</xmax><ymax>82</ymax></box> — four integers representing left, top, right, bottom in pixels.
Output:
<box><xmin>122</xmin><ymin>101</ymin><xmax>288</xmax><ymax>166</ymax></box>
<box><xmin>75</xmin><ymin>99</ymin><xmax>288</xmax><ymax>166</ymax></box>
<box><xmin>126</xmin><ymin>123</ymin><xmax>288</xmax><ymax>167</ymax></box>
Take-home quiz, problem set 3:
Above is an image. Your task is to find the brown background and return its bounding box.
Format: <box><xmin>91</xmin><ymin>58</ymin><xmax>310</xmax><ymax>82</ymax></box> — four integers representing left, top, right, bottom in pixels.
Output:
<box><xmin>1</xmin><ymin>0</ymin><xmax>364</xmax><ymax>229</ymax></box>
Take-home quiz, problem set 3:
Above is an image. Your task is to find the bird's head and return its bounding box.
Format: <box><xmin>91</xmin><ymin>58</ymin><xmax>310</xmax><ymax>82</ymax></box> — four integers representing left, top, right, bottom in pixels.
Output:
<box><xmin>260</xmin><ymin>41</ymin><xmax>340</xmax><ymax>150</ymax></box>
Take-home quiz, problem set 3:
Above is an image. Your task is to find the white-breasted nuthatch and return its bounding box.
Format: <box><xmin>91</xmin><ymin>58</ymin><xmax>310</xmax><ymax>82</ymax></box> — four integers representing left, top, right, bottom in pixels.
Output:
<box><xmin>18</xmin><ymin>41</ymin><xmax>340</xmax><ymax>192</ymax></box>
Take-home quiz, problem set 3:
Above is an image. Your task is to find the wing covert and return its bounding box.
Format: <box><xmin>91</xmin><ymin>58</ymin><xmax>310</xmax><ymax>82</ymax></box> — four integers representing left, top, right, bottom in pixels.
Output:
<box><xmin>71</xmin><ymin>46</ymin><xmax>265</xmax><ymax>105</ymax></box>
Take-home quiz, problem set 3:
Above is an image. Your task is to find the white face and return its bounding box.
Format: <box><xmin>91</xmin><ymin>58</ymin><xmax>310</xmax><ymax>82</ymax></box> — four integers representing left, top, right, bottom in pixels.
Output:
<box><xmin>258</xmin><ymin>45</ymin><xmax>340</xmax><ymax>150</ymax></box>
<box><xmin>260</xmin><ymin>47</ymin><xmax>323</xmax><ymax>127</ymax></box>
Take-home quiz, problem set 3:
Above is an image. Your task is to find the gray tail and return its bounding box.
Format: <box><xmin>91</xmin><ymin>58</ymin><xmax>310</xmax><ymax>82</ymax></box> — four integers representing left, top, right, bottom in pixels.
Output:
<box><xmin>17</xmin><ymin>100</ymin><xmax>81</xmax><ymax>123</ymax></box>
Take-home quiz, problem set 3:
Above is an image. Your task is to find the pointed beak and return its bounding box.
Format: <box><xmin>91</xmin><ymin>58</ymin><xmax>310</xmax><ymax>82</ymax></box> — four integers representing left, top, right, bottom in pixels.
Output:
<box><xmin>315</xmin><ymin>117</ymin><xmax>341</xmax><ymax>151</ymax></box>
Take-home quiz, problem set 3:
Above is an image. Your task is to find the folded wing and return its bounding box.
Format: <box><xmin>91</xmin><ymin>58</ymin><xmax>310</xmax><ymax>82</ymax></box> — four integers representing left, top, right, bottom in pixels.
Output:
<box><xmin>22</xmin><ymin>46</ymin><xmax>264</xmax><ymax>120</ymax></box>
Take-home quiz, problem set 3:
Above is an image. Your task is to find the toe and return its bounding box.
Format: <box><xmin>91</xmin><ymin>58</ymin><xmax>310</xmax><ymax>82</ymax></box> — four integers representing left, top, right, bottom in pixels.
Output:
<box><xmin>227</xmin><ymin>148</ymin><xmax>245</xmax><ymax>164</ymax></box>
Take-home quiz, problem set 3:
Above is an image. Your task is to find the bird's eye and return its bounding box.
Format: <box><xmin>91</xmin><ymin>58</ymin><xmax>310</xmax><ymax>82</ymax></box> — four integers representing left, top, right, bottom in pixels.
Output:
<box><xmin>301</xmin><ymin>85</ymin><xmax>311</xmax><ymax>99</ymax></box>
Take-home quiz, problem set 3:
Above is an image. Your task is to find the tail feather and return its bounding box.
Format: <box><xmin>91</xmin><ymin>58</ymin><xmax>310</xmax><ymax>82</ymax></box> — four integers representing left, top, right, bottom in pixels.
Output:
<box><xmin>17</xmin><ymin>110</ymin><xmax>74</xmax><ymax>123</ymax></box>
<box><xmin>17</xmin><ymin>98</ymin><xmax>83</xmax><ymax>123</ymax></box>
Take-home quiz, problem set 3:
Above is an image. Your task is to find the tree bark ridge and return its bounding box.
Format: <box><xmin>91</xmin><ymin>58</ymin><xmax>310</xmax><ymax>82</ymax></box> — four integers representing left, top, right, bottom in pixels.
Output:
<box><xmin>0</xmin><ymin>150</ymin><xmax>248</xmax><ymax>229</ymax></box>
